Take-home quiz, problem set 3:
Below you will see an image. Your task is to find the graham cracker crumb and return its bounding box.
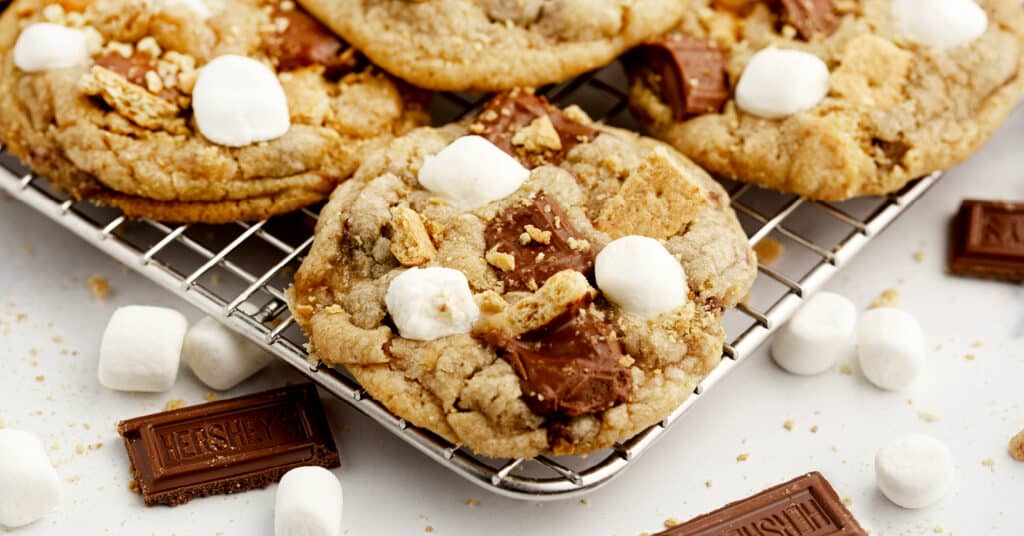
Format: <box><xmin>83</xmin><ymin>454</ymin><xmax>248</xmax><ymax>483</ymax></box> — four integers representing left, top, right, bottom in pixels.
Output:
<box><xmin>783</xmin><ymin>420</ymin><xmax>794</xmax><ymax>431</ymax></box>
<box><xmin>164</xmin><ymin>399</ymin><xmax>186</xmax><ymax>411</ymax></box>
<box><xmin>75</xmin><ymin>444</ymin><xmax>85</xmax><ymax>455</ymax></box>
<box><xmin>34</xmin><ymin>375</ymin><xmax>44</xmax><ymax>382</ymax></box>
<box><xmin>839</xmin><ymin>363</ymin><xmax>853</xmax><ymax>376</ymax></box>
<box><xmin>981</xmin><ymin>458</ymin><xmax>996</xmax><ymax>471</ymax></box>
<box><xmin>912</xmin><ymin>251</ymin><xmax>925</xmax><ymax>263</ymax></box>
<box><xmin>485</xmin><ymin>246</ymin><xmax>516</xmax><ymax>272</ymax></box>
<box><xmin>970</xmin><ymin>340</ymin><xmax>983</xmax><ymax>348</ymax></box>
<box><xmin>128</xmin><ymin>479</ymin><xmax>140</xmax><ymax>494</ymax></box>
<box><xmin>870</xmin><ymin>288</ymin><xmax>901</xmax><ymax>309</ymax></box>
<box><xmin>736</xmin><ymin>453</ymin><xmax>749</xmax><ymax>462</ymax></box>
<box><xmin>579</xmin><ymin>498</ymin><xmax>590</xmax><ymax>506</ymax></box>
<box><xmin>664</xmin><ymin>518</ymin><xmax>681</xmax><ymax>528</ymax></box>
<box><xmin>917</xmin><ymin>411</ymin><xmax>941</xmax><ymax>423</ymax></box>
<box><xmin>705</xmin><ymin>480</ymin><xmax>713</xmax><ymax>488</ymax></box>
<box><xmin>204</xmin><ymin>392</ymin><xmax>218</xmax><ymax>402</ymax></box>
<box><xmin>965</xmin><ymin>353</ymin><xmax>977</xmax><ymax>361</ymax></box>
<box><xmin>87</xmin><ymin>275</ymin><xmax>110</xmax><ymax>299</ymax></box>
<box><xmin>842</xmin><ymin>497</ymin><xmax>853</xmax><ymax>506</ymax></box>
<box><xmin>617</xmin><ymin>355</ymin><xmax>635</xmax><ymax>368</ymax></box>
<box><xmin>753</xmin><ymin>237</ymin><xmax>784</xmax><ymax>265</ymax></box>
<box><xmin>1009</xmin><ymin>429</ymin><xmax>1024</xmax><ymax>461</ymax></box>
<box><xmin>810</xmin><ymin>425</ymin><xmax>819</xmax><ymax>433</ymax></box>
<box><xmin>466</xmin><ymin>498</ymin><xmax>478</xmax><ymax>507</ymax></box>
<box><xmin>425</xmin><ymin>526</ymin><xmax>433</xmax><ymax>533</ymax></box>
<box><xmin>523</xmin><ymin>224</ymin><xmax>552</xmax><ymax>245</ymax></box>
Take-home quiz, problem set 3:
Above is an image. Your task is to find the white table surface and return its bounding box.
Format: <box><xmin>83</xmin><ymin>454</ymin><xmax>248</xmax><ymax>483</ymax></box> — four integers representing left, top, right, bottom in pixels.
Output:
<box><xmin>2</xmin><ymin>106</ymin><xmax>1023</xmax><ymax>536</ymax></box>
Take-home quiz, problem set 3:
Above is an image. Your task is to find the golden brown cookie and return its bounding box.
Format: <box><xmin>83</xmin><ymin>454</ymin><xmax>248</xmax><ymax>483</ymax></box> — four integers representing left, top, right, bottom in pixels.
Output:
<box><xmin>0</xmin><ymin>0</ymin><xmax>427</xmax><ymax>222</ymax></box>
<box><xmin>289</xmin><ymin>91</ymin><xmax>757</xmax><ymax>458</ymax></box>
<box><xmin>628</xmin><ymin>0</ymin><xmax>1024</xmax><ymax>200</ymax></box>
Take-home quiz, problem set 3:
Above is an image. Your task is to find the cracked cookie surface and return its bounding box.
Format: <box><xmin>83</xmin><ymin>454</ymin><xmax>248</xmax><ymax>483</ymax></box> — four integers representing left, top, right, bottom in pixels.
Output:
<box><xmin>288</xmin><ymin>92</ymin><xmax>756</xmax><ymax>458</ymax></box>
<box><xmin>0</xmin><ymin>0</ymin><xmax>426</xmax><ymax>222</ymax></box>
<box><xmin>628</xmin><ymin>0</ymin><xmax>1024</xmax><ymax>200</ymax></box>
<box><xmin>297</xmin><ymin>0</ymin><xmax>688</xmax><ymax>91</ymax></box>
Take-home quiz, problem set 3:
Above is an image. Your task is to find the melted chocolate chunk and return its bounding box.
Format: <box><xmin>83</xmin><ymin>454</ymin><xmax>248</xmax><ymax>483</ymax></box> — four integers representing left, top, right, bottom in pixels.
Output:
<box><xmin>94</xmin><ymin>52</ymin><xmax>179</xmax><ymax>102</ymax></box>
<box><xmin>639</xmin><ymin>35</ymin><xmax>729</xmax><ymax>121</ymax></box>
<box><xmin>779</xmin><ymin>0</ymin><xmax>838</xmax><ymax>40</ymax></box>
<box><xmin>264</xmin><ymin>7</ymin><xmax>360</xmax><ymax>77</ymax></box>
<box><xmin>501</xmin><ymin>312</ymin><xmax>632</xmax><ymax>418</ymax></box>
<box><xmin>476</xmin><ymin>91</ymin><xmax>598</xmax><ymax>167</ymax></box>
<box><xmin>485</xmin><ymin>190</ymin><xmax>594</xmax><ymax>292</ymax></box>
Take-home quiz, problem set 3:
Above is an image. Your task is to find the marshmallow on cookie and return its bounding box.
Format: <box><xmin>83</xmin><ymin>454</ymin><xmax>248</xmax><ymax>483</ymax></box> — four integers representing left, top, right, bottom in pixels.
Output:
<box><xmin>192</xmin><ymin>55</ymin><xmax>291</xmax><ymax>147</ymax></box>
<box><xmin>13</xmin><ymin>22</ymin><xmax>90</xmax><ymax>72</ymax></box>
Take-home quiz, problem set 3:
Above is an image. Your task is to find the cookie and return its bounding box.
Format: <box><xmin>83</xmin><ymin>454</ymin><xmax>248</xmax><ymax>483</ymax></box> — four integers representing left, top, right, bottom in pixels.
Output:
<box><xmin>296</xmin><ymin>0</ymin><xmax>688</xmax><ymax>91</ymax></box>
<box><xmin>289</xmin><ymin>91</ymin><xmax>757</xmax><ymax>458</ymax></box>
<box><xmin>0</xmin><ymin>0</ymin><xmax>427</xmax><ymax>223</ymax></box>
<box><xmin>627</xmin><ymin>0</ymin><xmax>1024</xmax><ymax>200</ymax></box>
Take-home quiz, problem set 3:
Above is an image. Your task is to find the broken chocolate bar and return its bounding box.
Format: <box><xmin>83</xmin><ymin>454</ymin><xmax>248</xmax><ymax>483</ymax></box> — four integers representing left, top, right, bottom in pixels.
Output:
<box><xmin>950</xmin><ymin>199</ymin><xmax>1024</xmax><ymax>282</ymax></box>
<box><xmin>118</xmin><ymin>383</ymin><xmax>340</xmax><ymax>506</ymax></box>
<box><xmin>654</xmin><ymin>472</ymin><xmax>866</xmax><ymax>535</ymax></box>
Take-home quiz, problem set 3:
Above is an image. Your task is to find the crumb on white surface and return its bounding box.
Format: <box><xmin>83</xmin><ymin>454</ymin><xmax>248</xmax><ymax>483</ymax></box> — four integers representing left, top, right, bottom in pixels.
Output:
<box><xmin>87</xmin><ymin>275</ymin><xmax>110</xmax><ymax>300</ymax></box>
<box><xmin>783</xmin><ymin>420</ymin><xmax>794</xmax><ymax>431</ymax></box>
<box><xmin>918</xmin><ymin>411</ymin><xmax>941</xmax><ymax>423</ymax></box>
<box><xmin>164</xmin><ymin>399</ymin><xmax>186</xmax><ymax>411</ymax></box>
<box><xmin>736</xmin><ymin>453</ymin><xmax>749</xmax><ymax>462</ymax></box>
<box><xmin>870</xmin><ymin>288</ymin><xmax>901</xmax><ymax>309</ymax></box>
<box><xmin>839</xmin><ymin>363</ymin><xmax>853</xmax><ymax>376</ymax></box>
<box><xmin>664</xmin><ymin>518</ymin><xmax>681</xmax><ymax>528</ymax></box>
<box><xmin>753</xmin><ymin>237</ymin><xmax>784</xmax><ymax>265</ymax></box>
<box><xmin>1009</xmin><ymin>430</ymin><xmax>1024</xmax><ymax>461</ymax></box>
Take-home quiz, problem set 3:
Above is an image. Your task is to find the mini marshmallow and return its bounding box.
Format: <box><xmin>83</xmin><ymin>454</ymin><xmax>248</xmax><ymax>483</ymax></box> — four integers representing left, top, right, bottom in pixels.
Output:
<box><xmin>275</xmin><ymin>466</ymin><xmax>343</xmax><ymax>536</ymax></box>
<box><xmin>735</xmin><ymin>48</ymin><xmax>830</xmax><ymax>119</ymax></box>
<box><xmin>192</xmin><ymin>55</ymin><xmax>290</xmax><ymax>147</ymax></box>
<box><xmin>771</xmin><ymin>292</ymin><xmax>856</xmax><ymax>375</ymax></box>
<box><xmin>595</xmin><ymin>235</ymin><xmax>687</xmax><ymax>319</ymax></box>
<box><xmin>417</xmin><ymin>135</ymin><xmax>530</xmax><ymax>210</ymax></box>
<box><xmin>0</xmin><ymin>429</ymin><xmax>61</xmax><ymax>528</ymax></box>
<box><xmin>158</xmin><ymin>0</ymin><xmax>213</xmax><ymax>19</ymax></box>
<box><xmin>891</xmin><ymin>0</ymin><xmax>987</xmax><ymax>50</ymax></box>
<box><xmin>98</xmin><ymin>305</ymin><xmax>188</xmax><ymax>392</ymax></box>
<box><xmin>857</xmin><ymin>307</ymin><xmax>925</xmax><ymax>391</ymax></box>
<box><xmin>385</xmin><ymin>267</ymin><xmax>480</xmax><ymax>341</ymax></box>
<box><xmin>875</xmin><ymin>434</ymin><xmax>953</xmax><ymax>509</ymax></box>
<box><xmin>13</xmin><ymin>23</ymin><xmax>90</xmax><ymax>73</ymax></box>
<box><xmin>183</xmin><ymin>316</ymin><xmax>273</xmax><ymax>390</ymax></box>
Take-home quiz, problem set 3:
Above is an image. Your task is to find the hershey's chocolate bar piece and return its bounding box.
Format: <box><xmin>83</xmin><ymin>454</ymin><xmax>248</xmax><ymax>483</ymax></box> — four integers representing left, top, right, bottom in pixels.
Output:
<box><xmin>118</xmin><ymin>383</ymin><xmax>340</xmax><ymax>506</ymax></box>
<box><xmin>655</xmin><ymin>472</ymin><xmax>866</xmax><ymax>535</ymax></box>
<box><xmin>950</xmin><ymin>199</ymin><xmax>1024</xmax><ymax>282</ymax></box>
<box><xmin>639</xmin><ymin>35</ymin><xmax>729</xmax><ymax>121</ymax></box>
<box><xmin>779</xmin><ymin>0</ymin><xmax>839</xmax><ymax>40</ymax></box>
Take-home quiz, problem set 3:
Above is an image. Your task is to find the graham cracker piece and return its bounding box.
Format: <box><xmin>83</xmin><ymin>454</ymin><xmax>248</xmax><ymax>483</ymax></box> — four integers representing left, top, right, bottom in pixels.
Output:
<box><xmin>389</xmin><ymin>204</ymin><xmax>436</xmax><ymax>266</ymax></box>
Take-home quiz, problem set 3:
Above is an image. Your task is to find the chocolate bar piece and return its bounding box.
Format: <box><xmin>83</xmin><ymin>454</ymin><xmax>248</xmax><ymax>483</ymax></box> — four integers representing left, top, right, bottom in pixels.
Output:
<box><xmin>655</xmin><ymin>472</ymin><xmax>866</xmax><ymax>535</ymax></box>
<box><xmin>950</xmin><ymin>199</ymin><xmax>1024</xmax><ymax>282</ymax></box>
<box><xmin>118</xmin><ymin>383</ymin><xmax>340</xmax><ymax>506</ymax></box>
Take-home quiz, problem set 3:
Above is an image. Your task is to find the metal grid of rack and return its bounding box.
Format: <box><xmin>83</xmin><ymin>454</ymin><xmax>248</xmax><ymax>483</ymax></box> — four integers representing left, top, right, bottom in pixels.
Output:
<box><xmin>0</xmin><ymin>63</ymin><xmax>939</xmax><ymax>500</ymax></box>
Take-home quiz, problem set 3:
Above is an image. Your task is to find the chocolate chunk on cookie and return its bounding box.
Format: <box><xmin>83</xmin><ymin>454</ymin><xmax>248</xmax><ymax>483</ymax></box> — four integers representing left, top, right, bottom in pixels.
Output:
<box><xmin>778</xmin><ymin>0</ymin><xmax>838</xmax><ymax>40</ymax></box>
<box><xmin>474</xmin><ymin>90</ymin><xmax>598</xmax><ymax>167</ymax></box>
<box><xmin>637</xmin><ymin>35</ymin><xmax>729</xmax><ymax>121</ymax></box>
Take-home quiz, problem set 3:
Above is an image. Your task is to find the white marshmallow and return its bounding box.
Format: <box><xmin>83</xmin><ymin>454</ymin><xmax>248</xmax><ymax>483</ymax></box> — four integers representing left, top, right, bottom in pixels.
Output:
<box><xmin>158</xmin><ymin>0</ymin><xmax>213</xmax><ymax>19</ymax></box>
<box><xmin>0</xmin><ymin>429</ymin><xmax>61</xmax><ymax>528</ymax></box>
<box><xmin>13</xmin><ymin>23</ymin><xmax>90</xmax><ymax>73</ymax></box>
<box><xmin>875</xmin><ymin>434</ymin><xmax>954</xmax><ymax>509</ymax></box>
<box><xmin>735</xmin><ymin>48</ymin><xmax>830</xmax><ymax>119</ymax></box>
<box><xmin>891</xmin><ymin>0</ymin><xmax>987</xmax><ymax>50</ymax></box>
<box><xmin>275</xmin><ymin>466</ymin><xmax>343</xmax><ymax>536</ymax></box>
<box><xmin>192</xmin><ymin>55</ymin><xmax>290</xmax><ymax>147</ymax></box>
<box><xmin>385</xmin><ymin>267</ymin><xmax>480</xmax><ymax>341</ymax></box>
<box><xmin>857</xmin><ymin>307</ymin><xmax>925</xmax><ymax>391</ymax></box>
<box><xmin>98</xmin><ymin>305</ymin><xmax>188</xmax><ymax>392</ymax></box>
<box><xmin>595</xmin><ymin>235</ymin><xmax>687</xmax><ymax>319</ymax></box>
<box><xmin>183</xmin><ymin>316</ymin><xmax>273</xmax><ymax>390</ymax></box>
<box><xmin>417</xmin><ymin>135</ymin><xmax>530</xmax><ymax>210</ymax></box>
<box><xmin>771</xmin><ymin>292</ymin><xmax>856</xmax><ymax>375</ymax></box>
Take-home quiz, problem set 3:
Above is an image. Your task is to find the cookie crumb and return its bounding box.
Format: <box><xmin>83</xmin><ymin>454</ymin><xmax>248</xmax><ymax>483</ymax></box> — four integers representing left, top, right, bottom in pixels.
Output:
<box><xmin>75</xmin><ymin>444</ymin><xmax>85</xmax><ymax>455</ymax></box>
<box><xmin>664</xmin><ymin>518</ymin><xmax>681</xmax><ymax>528</ymax></box>
<box><xmin>810</xmin><ymin>425</ymin><xmax>819</xmax><ymax>434</ymax></box>
<box><xmin>934</xmin><ymin>527</ymin><xmax>944</xmax><ymax>534</ymax></box>
<box><xmin>466</xmin><ymin>498</ymin><xmax>478</xmax><ymax>507</ymax></box>
<box><xmin>970</xmin><ymin>340</ymin><xmax>983</xmax><ymax>348</ymax></box>
<box><xmin>204</xmin><ymin>392</ymin><xmax>218</xmax><ymax>402</ymax></box>
<box><xmin>1009</xmin><ymin>429</ymin><xmax>1024</xmax><ymax>461</ymax></box>
<box><xmin>736</xmin><ymin>453</ymin><xmax>749</xmax><ymax>462</ymax></box>
<box><xmin>839</xmin><ymin>363</ymin><xmax>853</xmax><ymax>376</ymax></box>
<box><xmin>912</xmin><ymin>251</ymin><xmax>925</xmax><ymax>263</ymax></box>
<box><xmin>34</xmin><ymin>375</ymin><xmax>44</xmax><ymax>382</ymax></box>
<box><xmin>128</xmin><ymin>479</ymin><xmax>140</xmax><ymax>494</ymax></box>
<box><xmin>917</xmin><ymin>411</ymin><xmax>940</xmax><ymax>423</ymax></box>
<box><xmin>424</xmin><ymin>526</ymin><xmax>433</xmax><ymax>533</ymax></box>
<box><xmin>783</xmin><ymin>420</ymin><xmax>794</xmax><ymax>431</ymax></box>
<box><xmin>870</xmin><ymin>288</ymin><xmax>901</xmax><ymax>309</ymax></box>
<box><xmin>753</xmin><ymin>237</ymin><xmax>784</xmax><ymax>265</ymax></box>
<box><xmin>579</xmin><ymin>498</ymin><xmax>589</xmax><ymax>506</ymax></box>
<box><xmin>965</xmin><ymin>353</ymin><xmax>977</xmax><ymax>361</ymax></box>
<box><xmin>842</xmin><ymin>497</ymin><xmax>853</xmax><ymax>506</ymax></box>
<box><xmin>981</xmin><ymin>458</ymin><xmax>996</xmax><ymax>471</ymax></box>
<box><xmin>704</xmin><ymin>480</ymin><xmax>713</xmax><ymax>488</ymax></box>
<box><xmin>164</xmin><ymin>399</ymin><xmax>186</xmax><ymax>411</ymax></box>
<box><xmin>87</xmin><ymin>275</ymin><xmax>110</xmax><ymax>299</ymax></box>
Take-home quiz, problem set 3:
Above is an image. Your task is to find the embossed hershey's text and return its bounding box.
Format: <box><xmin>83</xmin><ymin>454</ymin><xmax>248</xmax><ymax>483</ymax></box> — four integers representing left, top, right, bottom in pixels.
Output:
<box><xmin>153</xmin><ymin>405</ymin><xmax>307</xmax><ymax>464</ymax></box>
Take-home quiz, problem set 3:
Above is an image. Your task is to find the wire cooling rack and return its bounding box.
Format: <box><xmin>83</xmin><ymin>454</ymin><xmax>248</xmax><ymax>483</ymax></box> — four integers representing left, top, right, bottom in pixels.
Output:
<box><xmin>0</xmin><ymin>62</ymin><xmax>939</xmax><ymax>500</ymax></box>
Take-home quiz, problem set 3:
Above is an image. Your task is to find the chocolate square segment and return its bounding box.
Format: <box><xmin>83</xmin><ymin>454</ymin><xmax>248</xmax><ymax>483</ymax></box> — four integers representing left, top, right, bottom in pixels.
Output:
<box><xmin>780</xmin><ymin>0</ymin><xmax>839</xmax><ymax>40</ymax></box>
<box><xmin>485</xmin><ymin>190</ymin><xmax>594</xmax><ymax>291</ymax></box>
<box><xmin>476</xmin><ymin>91</ymin><xmax>598</xmax><ymax>167</ymax></box>
<box><xmin>639</xmin><ymin>36</ymin><xmax>729</xmax><ymax>121</ymax></box>
<box><xmin>950</xmin><ymin>199</ymin><xmax>1024</xmax><ymax>282</ymax></box>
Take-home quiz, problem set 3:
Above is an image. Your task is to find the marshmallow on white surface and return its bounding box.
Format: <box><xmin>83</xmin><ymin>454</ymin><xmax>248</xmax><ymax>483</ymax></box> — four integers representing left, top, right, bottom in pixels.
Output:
<box><xmin>275</xmin><ymin>466</ymin><xmax>343</xmax><ymax>536</ymax></box>
<box><xmin>183</xmin><ymin>316</ymin><xmax>273</xmax><ymax>390</ymax></box>
<box><xmin>0</xmin><ymin>429</ymin><xmax>61</xmax><ymax>528</ymax></box>
<box><xmin>875</xmin><ymin>434</ymin><xmax>954</xmax><ymax>509</ymax></box>
<box><xmin>417</xmin><ymin>135</ymin><xmax>530</xmax><ymax>210</ymax></box>
<box><xmin>158</xmin><ymin>0</ymin><xmax>213</xmax><ymax>19</ymax></box>
<box><xmin>385</xmin><ymin>267</ymin><xmax>480</xmax><ymax>341</ymax></box>
<box><xmin>192</xmin><ymin>55</ymin><xmax>290</xmax><ymax>147</ymax></box>
<box><xmin>595</xmin><ymin>235</ymin><xmax>687</xmax><ymax>319</ymax></box>
<box><xmin>98</xmin><ymin>305</ymin><xmax>188</xmax><ymax>392</ymax></box>
<box><xmin>857</xmin><ymin>307</ymin><xmax>925</xmax><ymax>391</ymax></box>
<box><xmin>891</xmin><ymin>0</ymin><xmax>987</xmax><ymax>50</ymax></box>
<box><xmin>771</xmin><ymin>292</ymin><xmax>856</xmax><ymax>375</ymax></box>
<box><xmin>13</xmin><ymin>23</ymin><xmax>90</xmax><ymax>73</ymax></box>
<box><xmin>735</xmin><ymin>48</ymin><xmax>830</xmax><ymax>119</ymax></box>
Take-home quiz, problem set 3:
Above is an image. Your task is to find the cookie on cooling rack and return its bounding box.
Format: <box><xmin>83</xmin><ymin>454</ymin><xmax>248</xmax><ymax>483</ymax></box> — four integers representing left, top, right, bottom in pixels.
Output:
<box><xmin>288</xmin><ymin>90</ymin><xmax>757</xmax><ymax>459</ymax></box>
<box><xmin>627</xmin><ymin>0</ymin><xmax>1024</xmax><ymax>200</ymax></box>
<box><xmin>296</xmin><ymin>0</ymin><xmax>687</xmax><ymax>91</ymax></box>
<box><xmin>0</xmin><ymin>0</ymin><xmax>426</xmax><ymax>223</ymax></box>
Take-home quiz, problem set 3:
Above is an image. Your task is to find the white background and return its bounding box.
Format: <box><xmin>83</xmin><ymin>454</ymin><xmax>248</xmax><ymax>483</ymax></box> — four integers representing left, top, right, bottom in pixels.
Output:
<box><xmin>2</xmin><ymin>107</ymin><xmax>1023</xmax><ymax>536</ymax></box>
